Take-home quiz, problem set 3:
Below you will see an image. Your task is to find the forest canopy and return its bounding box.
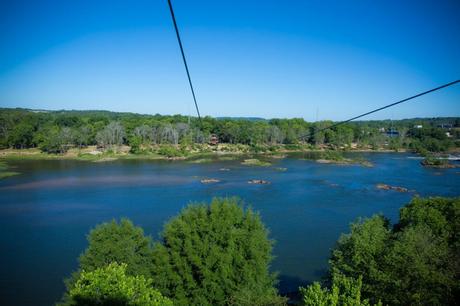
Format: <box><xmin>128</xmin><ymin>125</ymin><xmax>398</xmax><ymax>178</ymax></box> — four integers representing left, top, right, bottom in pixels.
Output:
<box><xmin>59</xmin><ymin>198</ymin><xmax>285</xmax><ymax>306</ymax></box>
<box><xmin>301</xmin><ymin>196</ymin><xmax>460</xmax><ymax>305</ymax></box>
<box><xmin>1</xmin><ymin>108</ymin><xmax>458</xmax><ymax>154</ymax></box>
<box><xmin>58</xmin><ymin>196</ymin><xmax>459</xmax><ymax>305</ymax></box>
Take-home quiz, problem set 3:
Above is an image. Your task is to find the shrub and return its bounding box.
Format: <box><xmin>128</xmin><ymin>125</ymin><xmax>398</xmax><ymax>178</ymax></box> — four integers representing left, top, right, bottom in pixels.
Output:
<box><xmin>157</xmin><ymin>145</ymin><xmax>183</xmax><ymax>158</ymax></box>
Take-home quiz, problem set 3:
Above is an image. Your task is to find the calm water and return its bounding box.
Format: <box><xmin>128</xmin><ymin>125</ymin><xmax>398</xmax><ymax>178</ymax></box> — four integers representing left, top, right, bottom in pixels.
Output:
<box><xmin>0</xmin><ymin>153</ymin><xmax>459</xmax><ymax>305</ymax></box>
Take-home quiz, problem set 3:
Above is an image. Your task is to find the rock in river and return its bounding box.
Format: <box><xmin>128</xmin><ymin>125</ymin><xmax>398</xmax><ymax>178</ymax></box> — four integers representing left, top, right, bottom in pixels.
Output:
<box><xmin>201</xmin><ymin>178</ymin><xmax>220</xmax><ymax>184</ymax></box>
<box><xmin>248</xmin><ymin>179</ymin><xmax>270</xmax><ymax>185</ymax></box>
<box><xmin>376</xmin><ymin>183</ymin><xmax>409</xmax><ymax>192</ymax></box>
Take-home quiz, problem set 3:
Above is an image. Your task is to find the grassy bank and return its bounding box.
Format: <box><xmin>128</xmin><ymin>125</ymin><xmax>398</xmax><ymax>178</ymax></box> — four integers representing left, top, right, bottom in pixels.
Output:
<box><xmin>0</xmin><ymin>144</ymin><xmax>415</xmax><ymax>167</ymax></box>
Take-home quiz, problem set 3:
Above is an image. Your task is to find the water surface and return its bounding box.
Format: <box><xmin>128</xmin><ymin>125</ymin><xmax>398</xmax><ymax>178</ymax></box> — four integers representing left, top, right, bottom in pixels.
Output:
<box><xmin>0</xmin><ymin>153</ymin><xmax>458</xmax><ymax>305</ymax></box>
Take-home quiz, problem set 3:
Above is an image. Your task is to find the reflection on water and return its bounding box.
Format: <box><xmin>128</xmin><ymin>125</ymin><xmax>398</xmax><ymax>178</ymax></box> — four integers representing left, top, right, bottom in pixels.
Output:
<box><xmin>0</xmin><ymin>153</ymin><xmax>459</xmax><ymax>306</ymax></box>
<box><xmin>0</xmin><ymin>174</ymin><xmax>194</xmax><ymax>190</ymax></box>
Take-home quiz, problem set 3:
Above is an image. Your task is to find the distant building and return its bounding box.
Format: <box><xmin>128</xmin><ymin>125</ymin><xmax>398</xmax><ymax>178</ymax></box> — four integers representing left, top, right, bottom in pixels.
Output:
<box><xmin>385</xmin><ymin>128</ymin><xmax>399</xmax><ymax>138</ymax></box>
<box><xmin>414</xmin><ymin>125</ymin><xmax>423</xmax><ymax>129</ymax></box>
<box><xmin>378</xmin><ymin>127</ymin><xmax>385</xmax><ymax>132</ymax></box>
<box><xmin>209</xmin><ymin>134</ymin><xmax>219</xmax><ymax>145</ymax></box>
<box><xmin>438</xmin><ymin>123</ymin><xmax>453</xmax><ymax>129</ymax></box>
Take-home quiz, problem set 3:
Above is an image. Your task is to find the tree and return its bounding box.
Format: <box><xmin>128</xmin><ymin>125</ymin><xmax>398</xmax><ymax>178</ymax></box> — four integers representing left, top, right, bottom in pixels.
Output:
<box><xmin>382</xmin><ymin>225</ymin><xmax>455</xmax><ymax>305</ymax></box>
<box><xmin>133</xmin><ymin>125</ymin><xmax>152</xmax><ymax>144</ymax></box>
<box><xmin>329</xmin><ymin>215</ymin><xmax>390</xmax><ymax>302</ymax></box>
<box><xmin>39</xmin><ymin>126</ymin><xmax>70</xmax><ymax>153</ymax></box>
<box><xmin>309</xmin><ymin>122</ymin><xmax>328</xmax><ymax>146</ymax></box>
<box><xmin>383</xmin><ymin>197</ymin><xmax>459</xmax><ymax>305</ymax></box>
<box><xmin>150</xmin><ymin>197</ymin><xmax>285</xmax><ymax>306</ymax></box>
<box><xmin>74</xmin><ymin>126</ymin><xmax>92</xmax><ymax>148</ymax></box>
<box><xmin>158</xmin><ymin>124</ymin><xmax>178</xmax><ymax>145</ymax></box>
<box><xmin>8</xmin><ymin>122</ymin><xmax>34</xmax><ymax>148</ymax></box>
<box><xmin>78</xmin><ymin>219</ymin><xmax>154</xmax><ymax>278</ymax></box>
<box><xmin>250</xmin><ymin>122</ymin><xmax>269</xmax><ymax>145</ymax></box>
<box><xmin>68</xmin><ymin>262</ymin><xmax>172</xmax><ymax>306</ymax></box>
<box><xmin>60</xmin><ymin>219</ymin><xmax>156</xmax><ymax>305</ymax></box>
<box><xmin>96</xmin><ymin>121</ymin><xmax>125</xmax><ymax>149</ymax></box>
<box><xmin>54</xmin><ymin>115</ymin><xmax>82</xmax><ymax>128</ymax></box>
<box><xmin>333</xmin><ymin>125</ymin><xmax>354</xmax><ymax>148</ymax></box>
<box><xmin>328</xmin><ymin>197</ymin><xmax>460</xmax><ymax>305</ymax></box>
<box><xmin>193</xmin><ymin>128</ymin><xmax>209</xmax><ymax>144</ymax></box>
<box><xmin>266</xmin><ymin>125</ymin><xmax>284</xmax><ymax>145</ymax></box>
<box><xmin>219</xmin><ymin>120</ymin><xmax>240</xmax><ymax>144</ymax></box>
<box><xmin>128</xmin><ymin>135</ymin><xmax>142</xmax><ymax>154</ymax></box>
<box><xmin>176</xmin><ymin>122</ymin><xmax>190</xmax><ymax>143</ymax></box>
<box><xmin>398</xmin><ymin>197</ymin><xmax>459</xmax><ymax>244</ymax></box>
<box><xmin>300</xmin><ymin>274</ymin><xmax>379</xmax><ymax>306</ymax></box>
<box><xmin>1</xmin><ymin>109</ymin><xmax>458</xmax><ymax>153</ymax></box>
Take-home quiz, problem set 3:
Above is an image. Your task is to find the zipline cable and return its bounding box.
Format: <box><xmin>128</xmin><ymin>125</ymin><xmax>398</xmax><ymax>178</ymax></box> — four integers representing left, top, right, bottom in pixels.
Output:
<box><xmin>166</xmin><ymin>1</ymin><xmax>459</xmax><ymax>138</ymax></box>
<box><xmin>167</xmin><ymin>0</ymin><xmax>202</xmax><ymax>124</ymax></box>
<box><xmin>305</xmin><ymin>79</ymin><xmax>460</xmax><ymax>139</ymax></box>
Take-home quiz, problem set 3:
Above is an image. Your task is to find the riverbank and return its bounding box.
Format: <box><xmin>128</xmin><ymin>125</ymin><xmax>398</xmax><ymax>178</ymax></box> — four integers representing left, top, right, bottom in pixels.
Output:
<box><xmin>0</xmin><ymin>144</ymin><xmax>406</xmax><ymax>162</ymax></box>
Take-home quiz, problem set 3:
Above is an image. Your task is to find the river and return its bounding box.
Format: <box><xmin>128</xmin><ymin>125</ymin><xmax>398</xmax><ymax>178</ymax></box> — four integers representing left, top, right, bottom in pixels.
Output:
<box><xmin>0</xmin><ymin>153</ymin><xmax>458</xmax><ymax>305</ymax></box>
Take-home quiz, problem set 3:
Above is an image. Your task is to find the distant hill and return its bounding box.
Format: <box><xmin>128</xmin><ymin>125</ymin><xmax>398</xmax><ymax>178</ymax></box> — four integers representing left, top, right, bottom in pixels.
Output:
<box><xmin>216</xmin><ymin>116</ymin><xmax>267</xmax><ymax>121</ymax></box>
<box><xmin>0</xmin><ymin>107</ymin><xmax>458</xmax><ymax>124</ymax></box>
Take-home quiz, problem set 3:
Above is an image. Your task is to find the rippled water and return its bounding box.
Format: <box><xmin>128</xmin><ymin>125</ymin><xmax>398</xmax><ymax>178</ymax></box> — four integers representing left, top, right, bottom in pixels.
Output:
<box><xmin>0</xmin><ymin>153</ymin><xmax>459</xmax><ymax>305</ymax></box>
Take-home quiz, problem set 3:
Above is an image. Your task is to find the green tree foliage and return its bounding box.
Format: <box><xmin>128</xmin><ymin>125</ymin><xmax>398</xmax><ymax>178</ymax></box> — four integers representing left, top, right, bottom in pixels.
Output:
<box><xmin>328</xmin><ymin>197</ymin><xmax>460</xmax><ymax>305</ymax></box>
<box><xmin>78</xmin><ymin>219</ymin><xmax>154</xmax><ymax>278</ymax></box>
<box><xmin>0</xmin><ymin>109</ymin><xmax>458</xmax><ymax>152</ymax></box>
<box><xmin>69</xmin><ymin>262</ymin><xmax>172</xmax><ymax>306</ymax></box>
<box><xmin>39</xmin><ymin>126</ymin><xmax>75</xmax><ymax>153</ymax></box>
<box><xmin>8</xmin><ymin>122</ymin><xmax>35</xmax><ymax>148</ymax></box>
<box><xmin>300</xmin><ymin>274</ymin><xmax>379</xmax><ymax>306</ymax></box>
<box><xmin>150</xmin><ymin>197</ymin><xmax>285</xmax><ymax>306</ymax></box>
<box><xmin>157</xmin><ymin>145</ymin><xmax>183</xmax><ymax>157</ymax></box>
<box><xmin>382</xmin><ymin>225</ymin><xmax>454</xmax><ymax>305</ymax></box>
<box><xmin>60</xmin><ymin>219</ymin><xmax>155</xmax><ymax>305</ymax></box>
<box><xmin>408</xmin><ymin>127</ymin><xmax>453</xmax><ymax>152</ymax></box>
<box><xmin>128</xmin><ymin>135</ymin><xmax>142</xmax><ymax>154</ymax></box>
<box><xmin>61</xmin><ymin>199</ymin><xmax>285</xmax><ymax>305</ymax></box>
<box><xmin>331</xmin><ymin>125</ymin><xmax>354</xmax><ymax>148</ymax></box>
<box><xmin>329</xmin><ymin>215</ymin><xmax>390</xmax><ymax>301</ymax></box>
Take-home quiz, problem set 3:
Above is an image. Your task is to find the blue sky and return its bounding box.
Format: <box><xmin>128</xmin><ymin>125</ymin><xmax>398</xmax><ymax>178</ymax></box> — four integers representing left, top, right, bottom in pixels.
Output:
<box><xmin>0</xmin><ymin>0</ymin><xmax>459</xmax><ymax>120</ymax></box>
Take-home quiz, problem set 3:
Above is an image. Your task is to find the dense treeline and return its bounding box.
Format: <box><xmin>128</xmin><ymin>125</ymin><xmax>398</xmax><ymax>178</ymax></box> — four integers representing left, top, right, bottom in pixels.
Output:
<box><xmin>1</xmin><ymin>108</ymin><xmax>458</xmax><ymax>154</ymax></box>
<box><xmin>59</xmin><ymin>196</ymin><xmax>459</xmax><ymax>305</ymax></box>
<box><xmin>301</xmin><ymin>196</ymin><xmax>459</xmax><ymax>305</ymax></box>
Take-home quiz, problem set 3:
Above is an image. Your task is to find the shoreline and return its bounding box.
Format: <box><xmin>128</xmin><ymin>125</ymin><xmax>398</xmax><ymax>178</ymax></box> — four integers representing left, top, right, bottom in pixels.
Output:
<box><xmin>0</xmin><ymin>146</ymin><xmax>411</xmax><ymax>162</ymax></box>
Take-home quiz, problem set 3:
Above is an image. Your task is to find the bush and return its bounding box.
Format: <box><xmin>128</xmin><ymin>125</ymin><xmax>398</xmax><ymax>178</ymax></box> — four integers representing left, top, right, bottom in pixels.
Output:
<box><xmin>285</xmin><ymin>143</ymin><xmax>301</xmax><ymax>150</ymax></box>
<box><xmin>157</xmin><ymin>145</ymin><xmax>183</xmax><ymax>158</ymax></box>
<box><xmin>321</xmin><ymin>150</ymin><xmax>344</xmax><ymax>161</ymax></box>
<box><xmin>249</xmin><ymin>144</ymin><xmax>267</xmax><ymax>153</ymax></box>
<box><xmin>128</xmin><ymin>136</ymin><xmax>142</xmax><ymax>154</ymax></box>
<box><xmin>421</xmin><ymin>156</ymin><xmax>448</xmax><ymax>167</ymax></box>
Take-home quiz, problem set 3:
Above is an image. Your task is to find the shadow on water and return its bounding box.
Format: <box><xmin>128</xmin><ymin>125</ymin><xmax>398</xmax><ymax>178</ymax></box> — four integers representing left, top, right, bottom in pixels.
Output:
<box><xmin>278</xmin><ymin>267</ymin><xmax>329</xmax><ymax>303</ymax></box>
<box><xmin>278</xmin><ymin>274</ymin><xmax>309</xmax><ymax>304</ymax></box>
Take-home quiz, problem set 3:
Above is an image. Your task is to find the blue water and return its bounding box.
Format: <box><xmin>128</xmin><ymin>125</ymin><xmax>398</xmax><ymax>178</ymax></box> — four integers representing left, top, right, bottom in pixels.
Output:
<box><xmin>0</xmin><ymin>153</ymin><xmax>458</xmax><ymax>305</ymax></box>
